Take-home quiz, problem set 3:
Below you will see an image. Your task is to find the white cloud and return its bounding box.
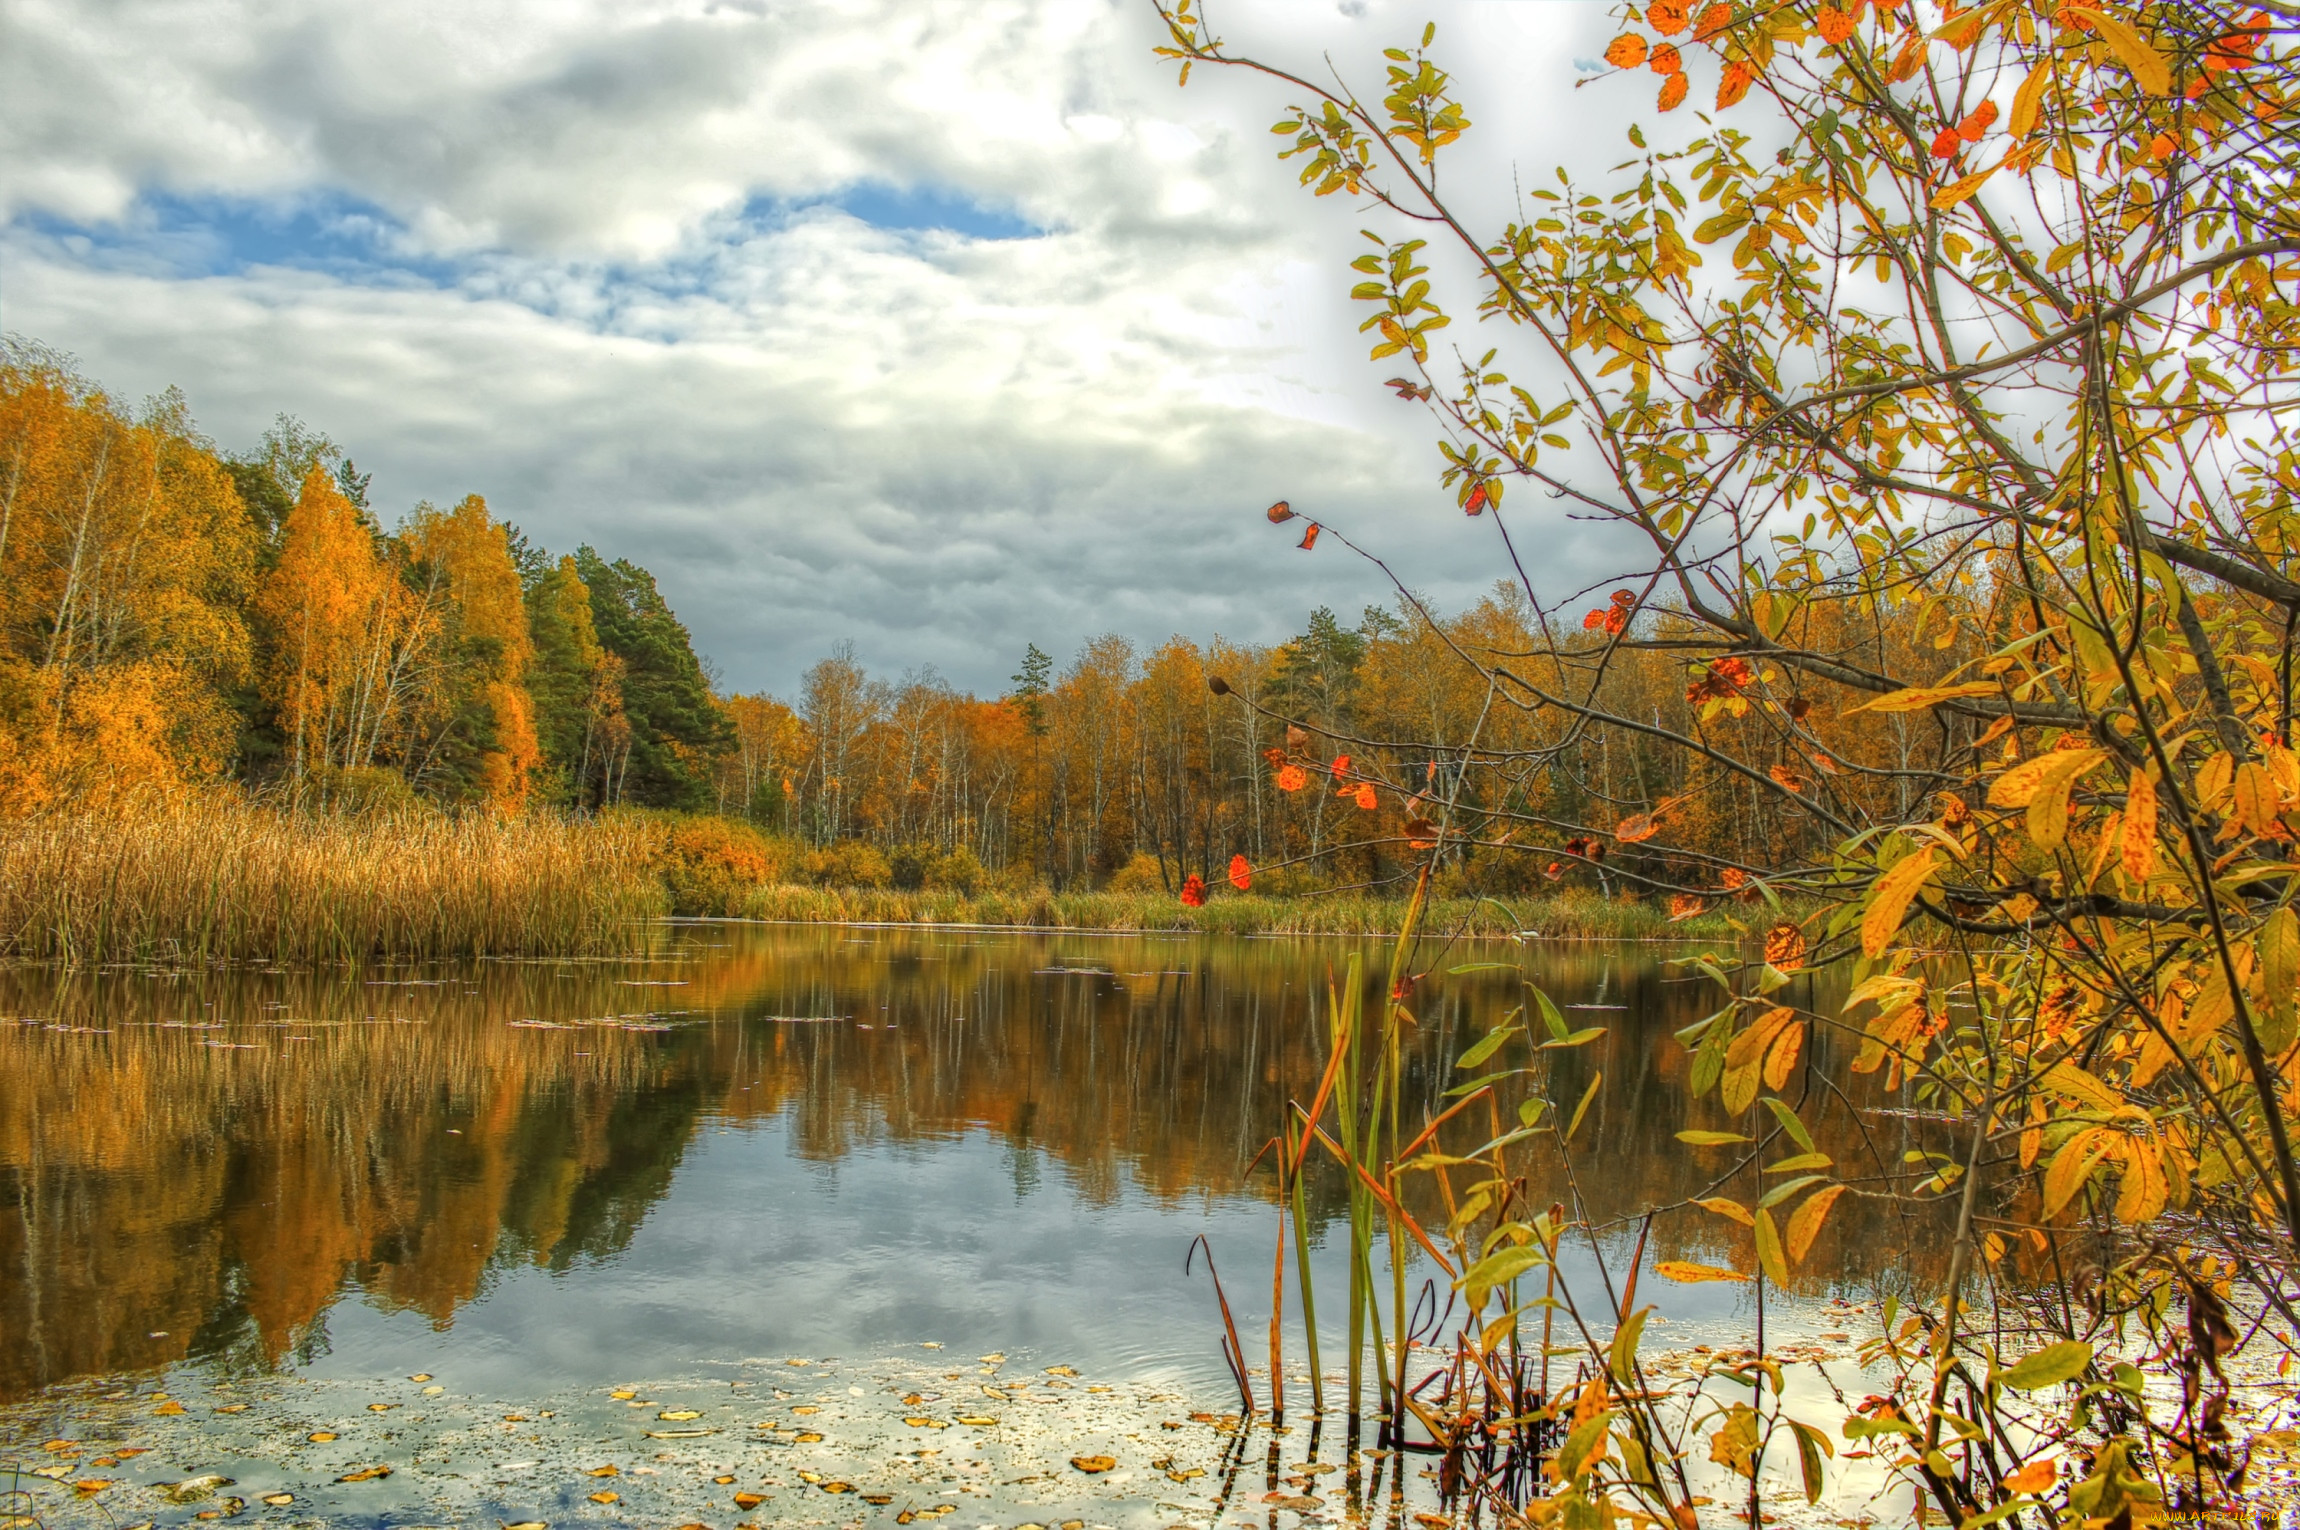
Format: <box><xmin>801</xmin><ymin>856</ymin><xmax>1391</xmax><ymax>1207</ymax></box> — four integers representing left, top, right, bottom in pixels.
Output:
<box><xmin>0</xmin><ymin>0</ymin><xmax>1646</xmax><ymax>692</ymax></box>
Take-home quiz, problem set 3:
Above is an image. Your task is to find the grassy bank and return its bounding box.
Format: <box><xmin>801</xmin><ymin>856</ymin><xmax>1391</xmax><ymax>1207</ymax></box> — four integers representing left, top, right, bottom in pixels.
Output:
<box><xmin>0</xmin><ymin>799</ymin><xmax>1758</xmax><ymax>965</ymax></box>
<box><xmin>0</xmin><ymin>796</ymin><xmax>666</xmax><ymax>964</ymax></box>
<box><xmin>729</xmin><ymin>881</ymin><xmax>1745</xmax><ymax>940</ymax></box>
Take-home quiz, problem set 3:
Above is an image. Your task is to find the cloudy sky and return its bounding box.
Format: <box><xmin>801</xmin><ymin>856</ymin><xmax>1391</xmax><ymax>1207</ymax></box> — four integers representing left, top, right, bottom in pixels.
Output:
<box><xmin>0</xmin><ymin>0</ymin><xmax>1639</xmax><ymax>695</ymax></box>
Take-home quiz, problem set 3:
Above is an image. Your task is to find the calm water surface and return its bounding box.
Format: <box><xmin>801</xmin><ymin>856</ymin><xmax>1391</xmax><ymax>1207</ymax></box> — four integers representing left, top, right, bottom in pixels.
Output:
<box><xmin>0</xmin><ymin>923</ymin><xmax>1936</xmax><ymax>1403</ymax></box>
<box><xmin>0</xmin><ymin>924</ymin><xmax>1935</xmax><ymax>1526</ymax></box>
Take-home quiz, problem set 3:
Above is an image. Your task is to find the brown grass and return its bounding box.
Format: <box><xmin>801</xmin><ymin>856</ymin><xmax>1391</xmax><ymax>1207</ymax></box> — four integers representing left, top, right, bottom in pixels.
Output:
<box><xmin>0</xmin><ymin>794</ymin><xmax>667</xmax><ymax>965</ymax></box>
<box><xmin>729</xmin><ymin>882</ymin><xmax>1745</xmax><ymax>940</ymax></box>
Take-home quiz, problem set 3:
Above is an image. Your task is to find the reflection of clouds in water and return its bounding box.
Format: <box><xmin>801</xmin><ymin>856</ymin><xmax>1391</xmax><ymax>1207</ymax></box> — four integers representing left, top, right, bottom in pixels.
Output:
<box><xmin>0</xmin><ymin>926</ymin><xmax>1931</xmax><ymax>1406</ymax></box>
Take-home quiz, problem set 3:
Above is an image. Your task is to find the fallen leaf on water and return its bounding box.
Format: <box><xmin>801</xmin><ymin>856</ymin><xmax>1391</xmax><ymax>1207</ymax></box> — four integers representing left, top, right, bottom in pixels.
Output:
<box><xmin>1264</xmin><ymin>1495</ymin><xmax>1321</xmax><ymax>1511</ymax></box>
<box><xmin>336</xmin><ymin>1467</ymin><xmax>392</xmax><ymax>1484</ymax></box>
<box><xmin>713</xmin><ymin>1475</ymin><xmax>736</xmax><ymax>1485</ymax></box>
<box><xmin>797</xmin><ymin>1472</ymin><xmax>824</xmax><ymax>1485</ymax></box>
<box><xmin>822</xmin><ymin>1482</ymin><xmax>855</xmax><ymax>1493</ymax></box>
<box><xmin>1070</xmin><ymin>1455</ymin><xmax>1116</xmax><ymax>1474</ymax></box>
<box><xmin>1415</xmin><ymin>1516</ymin><xmax>1452</xmax><ymax>1529</ymax></box>
<box><xmin>896</xmin><ymin>1515</ymin><xmax>916</xmax><ymax>1525</ymax></box>
<box><xmin>31</xmin><ymin>1467</ymin><xmax>69</xmax><ymax>1481</ymax></box>
<box><xmin>74</xmin><ymin>1481</ymin><xmax>113</xmax><ymax>1494</ymax></box>
<box><xmin>657</xmin><ymin>1410</ymin><xmax>701</xmax><ymax>1421</ymax></box>
<box><xmin>153</xmin><ymin>1402</ymin><xmax>185</xmax><ymax>1416</ymax></box>
<box><xmin>588</xmin><ymin>1466</ymin><xmax>619</xmax><ymax>1478</ymax></box>
<box><xmin>422</xmin><ymin>1385</ymin><xmax>444</xmax><ymax>1395</ymax></box>
<box><xmin>610</xmin><ymin>1390</ymin><xmax>636</xmax><ymax>1400</ymax></box>
<box><xmin>261</xmin><ymin>1495</ymin><xmax>292</xmax><ymax>1507</ymax></box>
<box><xmin>114</xmin><ymin>1449</ymin><xmax>148</xmax><ymax>1459</ymax></box>
<box><xmin>954</xmin><ymin>1416</ymin><xmax>997</xmax><ymax>1427</ymax></box>
<box><xmin>307</xmin><ymin>1433</ymin><xmax>337</xmax><ymax>1443</ymax></box>
<box><xmin>1043</xmin><ymin>1366</ymin><xmax>1078</xmax><ymax>1377</ymax></box>
<box><xmin>165</xmin><ymin>1476</ymin><xmax>235</xmax><ymax>1503</ymax></box>
<box><xmin>790</xmin><ymin>1405</ymin><xmax>820</xmax><ymax>1415</ymax></box>
<box><xmin>732</xmin><ymin>1492</ymin><xmax>766</xmax><ymax>1510</ymax></box>
<box><xmin>587</xmin><ymin>1491</ymin><xmax>619</xmax><ymax>1505</ymax></box>
<box><xmin>978</xmin><ymin>1354</ymin><xmax>1004</xmax><ymax>1364</ymax></box>
<box><xmin>864</xmin><ymin>1495</ymin><xmax>893</xmax><ymax>1505</ymax></box>
<box><xmin>367</xmin><ymin>1404</ymin><xmax>397</xmax><ymax>1413</ymax></box>
<box><xmin>40</xmin><ymin>1441</ymin><xmax>77</xmax><ymax>1454</ymax></box>
<box><xmin>903</xmin><ymin>1418</ymin><xmax>947</xmax><ymax>1429</ymax></box>
<box><xmin>793</xmin><ymin>1432</ymin><xmax>823</xmax><ymax>1443</ymax></box>
<box><xmin>502</xmin><ymin>1521</ymin><xmax>547</xmax><ymax>1529</ymax></box>
<box><xmin>647</xmin><ymin>1429</ymin><xmax>718</xmax><ymax>1439</ymax></box>
<box><xmin>1166</xmin><ymin>1468</ymin><xmax>1205</xmax><ymax>1483</ymax></box>
<box><xmin>213</xmin><ymin>1404</ymin><xmax>248</xmax><ymax>1415</ymax></box>
<box><xmin>409</xmin><ymin>1374</ymin><xmax>432</xmax><ymax>1383</ymax></box>
<box><xmin>1087</xmin><ymin>1386</ymin><xmax>1110</xmax><ymax>1394</ymax></box>
<box><xmin>503</xmin><ymin>1413</ymin><xmax>530</xmax><ymax>1422</ymax></box>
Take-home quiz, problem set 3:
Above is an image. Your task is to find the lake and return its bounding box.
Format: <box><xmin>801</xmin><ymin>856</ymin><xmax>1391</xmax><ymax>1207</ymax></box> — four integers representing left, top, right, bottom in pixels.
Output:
<box><xmin>0</xmin><ymin>923</ymin><xmax>1930</xmax><ymax>1526</ymax></box>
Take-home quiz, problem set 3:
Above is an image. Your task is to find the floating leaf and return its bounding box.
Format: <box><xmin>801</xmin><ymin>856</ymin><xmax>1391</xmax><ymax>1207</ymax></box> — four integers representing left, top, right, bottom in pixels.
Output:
<box><xmin>337</xmin><ymin>1467</ymin><xmax>392</xmax><ymax>1484</ymax></box>
<box><xmin>589</xmin><ymin>1491</ymin><xmax>620</xmax><ymax>1505</ymax></box>
<box><xmin>1655</xmin><ymin>1260</ymin><xmax>1749</xmax><ymax>1284</ymax></box>
<box><xmin>657</xmin><ymin>1409</ymin><xmax>701</xmax><ymax>1421</ymax></box>
<box><xmin>1070</xmin><ymin>1455</ymin><xmax>1117</xmax><ymax>1474</ymax></box>
<box><xmin>734</xmin><ymin>1492</ymin><xmax>767</xmax><ymax>1509</ymax></box>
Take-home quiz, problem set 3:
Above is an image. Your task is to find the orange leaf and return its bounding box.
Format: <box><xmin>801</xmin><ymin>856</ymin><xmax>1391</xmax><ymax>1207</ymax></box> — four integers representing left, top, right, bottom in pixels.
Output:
<box><xmin>1649</xmin><ymin>42</ymin><xmax>1682</xmax><ymax>74</ymax></box>
<box><xmin>1769</xmin><ymin>764</ymin><xmax>1808</xmax><ymax>793</ymax></box>
<box><xmin>1958</xmin><ymin>100</ymin><xmax>1998</xmax><ymax>141</ymax></box>
<box><xmin>1297</xmin><ymin>521</ymin><xmax>1321</xmax><ymax>551</ymax></box>
<box><xmin>1331</xmin><ymin>753</ymin><xmax>1351</xmax><ymax>777</ymax></box>
<box><xmin>1784</xmin><ymin>1184</ymin><xmax>1848</xmax><ymax>1265</ymax></box>
<box><xmin>1228</xmin><ymin>854</ymin><xmax>1252</xmax><ymax>892</ymax></box>
<box><xmin>2002</xmin><ymin>1458</ymin><xmax>2057</xmax><ymax>1495</ymax></box>
<box><xmin>1658</xmin><ymin>71</ymin><xmax>1689</xmax><ymax>110</ymax></box>
<box><xmin>1816</xmin><ymin>5</ymin><xmax>1855</xmax><ymax>44</ymax></box>
<box><xmin>1764</xmin><ymin>922</ymin><xmax>1807</xmax><ymax>971</ymax></box>
<box><xmin>1276</xmin><ymin>764</ymin><xmax>1308</xmax><ymax>793</ymax></box>
<box><xmin>1648</xmin><ymin>0</ymin><xmax>1689</xmax><ymax>36</ymax></box>
<box><xmin>1668</xmin><ymin>893</ymin><xmax>1707</xmax><ymax>921</ymax></box>
<box><xmin>1717</xmin><ymin>60</ymin><xmax>1754</xmax><ymax>107</ymax></box>
<box><xmin>1354</xmin><ymin>782</ymin><xmax>1378</xmax><ymax>810</ymax></box>
<box><xmin>2120</xmin><ymin>768</ymin><xmax>2157</xmax><ymax>882</ymax></box>
<box><xmin>1266</xmin><ymin>499</ymin><xmax>1296</xmax><ymax>523</ymax></box>
<box><xmin>1605</xmin><ymin>33</ymin><xmax>1650</xmax><ymax>68</ymax></box>
<box><xmin>1656</xmin><ymin>1260</ymin><xmax>1749</xmax><ymax>1284</ymax></box>
<box><xmin>1694</xmin><ymin>3</ymin><xmax>1731</xmax><ymax>41</ymax></box>
<box><xmin>1616</xmin><ymin>813</ymin><xmax>1659</xmax><ymax>844</ymax></box>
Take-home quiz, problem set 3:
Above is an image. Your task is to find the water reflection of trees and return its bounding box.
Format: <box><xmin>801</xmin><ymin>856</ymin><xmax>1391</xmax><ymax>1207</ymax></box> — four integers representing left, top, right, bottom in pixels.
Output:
<box><xmin>0</xmin><ymin>928</ymin><xmax>1944</xmax><ymax>1400</ymax></box>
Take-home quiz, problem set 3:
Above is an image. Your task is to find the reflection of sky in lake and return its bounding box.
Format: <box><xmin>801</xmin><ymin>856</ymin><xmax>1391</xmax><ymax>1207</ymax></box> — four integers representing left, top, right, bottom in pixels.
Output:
<box><xmin>0</xmin><ymin>926</ymin><xmax>1926</xmax><ymax>1409</ymax></box>
<box><xmin>299</xmin><ymin>1117</ymin><xmax>1755</xmax><ymax>1401</ymax></box>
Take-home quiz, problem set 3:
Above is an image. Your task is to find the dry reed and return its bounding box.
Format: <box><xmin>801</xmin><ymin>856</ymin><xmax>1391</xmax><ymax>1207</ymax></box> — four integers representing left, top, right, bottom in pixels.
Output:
<box><xmin>730</xmin><ymin>882</ymin><xmax>1740</xmax><ymax>940</ymax></box>
<box><xmin>0</xmin><ymin>794</ymin><xmax>667</xmax><ymax>965</ymax></box>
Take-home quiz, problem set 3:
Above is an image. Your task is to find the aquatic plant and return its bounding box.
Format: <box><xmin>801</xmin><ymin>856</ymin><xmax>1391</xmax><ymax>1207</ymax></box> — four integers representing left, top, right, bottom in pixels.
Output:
<box><xmin>0</xmin><ymin>793</ymin><xmax>665</xmax><ymax>964</ymax></box>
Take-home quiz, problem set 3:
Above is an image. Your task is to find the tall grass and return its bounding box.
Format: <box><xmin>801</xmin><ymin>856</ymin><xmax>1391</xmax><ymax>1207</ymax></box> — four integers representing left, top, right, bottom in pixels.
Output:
<box><xmin>732</xmin><ymin>882</ymin><xmax>1740</xmax><ymax>940</ymax></box>
<box><xmin>0</xmin><ymin>795</ymin><xmax>666</xmax><ymax>965</ymax></box>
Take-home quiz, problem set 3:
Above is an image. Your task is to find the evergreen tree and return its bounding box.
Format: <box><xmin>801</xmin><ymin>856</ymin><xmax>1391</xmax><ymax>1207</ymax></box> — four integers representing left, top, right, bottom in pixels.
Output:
<box><xmin>573</xmin><ymin>548</ymin><xmax>729</xmax><ymax>809</ymax></box>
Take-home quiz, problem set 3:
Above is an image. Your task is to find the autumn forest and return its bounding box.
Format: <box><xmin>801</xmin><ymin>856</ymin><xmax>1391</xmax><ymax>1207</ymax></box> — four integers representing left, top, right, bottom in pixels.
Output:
<box><xmin>1</xmin><ymin>336</ymin><xmax>1977</xmax><ymax>908</ymax></box>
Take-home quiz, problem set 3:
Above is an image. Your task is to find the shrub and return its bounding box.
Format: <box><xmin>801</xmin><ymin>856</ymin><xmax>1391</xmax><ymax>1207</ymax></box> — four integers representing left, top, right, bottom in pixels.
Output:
<box><xmin>658</xmin><ymin>815</ymin><xmax>778</xmax><ymax>915</ymax></box>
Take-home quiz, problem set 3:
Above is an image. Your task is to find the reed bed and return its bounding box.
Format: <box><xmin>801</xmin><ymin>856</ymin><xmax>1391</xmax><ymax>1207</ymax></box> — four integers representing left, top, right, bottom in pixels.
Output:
<box><xmin>0</xmin><ymin>795</ymin><xmax>667</xmax><ymax>965</ymax></box>
<box><xmin>732</xmin><ymin>882</ymin><xmax>1743</xmax><ymax>940</ymax></box>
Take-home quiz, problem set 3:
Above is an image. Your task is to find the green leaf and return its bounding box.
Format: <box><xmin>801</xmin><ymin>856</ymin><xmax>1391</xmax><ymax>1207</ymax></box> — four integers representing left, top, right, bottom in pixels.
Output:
<box><xmin>1676</xmin><ymin>1129</ymin><xmax>1750</xmax><ymax>1146</ymax></box>
<box><xmin>1764</xmin><ymin>1151</ymin><xmax>1833</xmax><ymax>1174</ymax></box>
<box><xmin>1460</xmin><ymin>1243</ymin><xmax>1548</xmax><ymax>1304</ymax></box>
<box><xmin>1566</xmin><ymin>1071</ymin><xmax>1604</xmax><ymax>1144</ymax></box>
<box><xmin>1540</xmin><ymin>1026</ymin><xmax>1608</xmax><ymax>1049</ymax></box>
<box><xmin>1997</xmin><ymin>1340</ymin><xmax>2093</xmax><ymax>1391</ymax></box>
<box><xmin>1532</xmin><ymin>984</ymin><xmax>1569</xmax><ymax>1042</ymax></box>
<box><xmin>1787</xmin><ymin>1420</ymin><xmax>1833</xmax><ymax>1504</ymax></box>
<box><xmin>1755</xmin><ymin>1208</ymin><xmax>1788</xmax><ymax>1285</ymax></box>
<box><xmin>1762</xmin><ymin>1096</ymin><xmax>1816</xmax><ymax>1153</ymax></box>
<box><xmin>1608</xmin><ymin>1306</ymin><xmax>1650</xmax><ymax>1385</ymax></box>
<box><xmin>1455</xmin><ymin>1024</ymin><xmax>1519</xmax><ymax>1072</ymax></box>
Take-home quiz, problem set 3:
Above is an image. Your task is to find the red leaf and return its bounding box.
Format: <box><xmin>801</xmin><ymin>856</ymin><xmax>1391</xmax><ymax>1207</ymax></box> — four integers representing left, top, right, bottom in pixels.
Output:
<box><xmin>1298</xmin><ymin>522</ymin><xmax>1321</xmax><ymax>550</ymax></box>
<box><xmin>1180</xmin><ymin>874</ymin><xmax>1208</xmax><ymax>908</ymax></box>
<box><xmin>1463</xmin><ymin>483</ymin><xmax>1487</xmax><ymax>515</ymax></box>
<box><xmin>1228</xmin><ymin>854</ymin><xmax>1252</xmax><ymax>892</ymax></box>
